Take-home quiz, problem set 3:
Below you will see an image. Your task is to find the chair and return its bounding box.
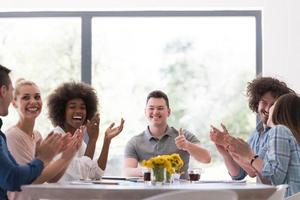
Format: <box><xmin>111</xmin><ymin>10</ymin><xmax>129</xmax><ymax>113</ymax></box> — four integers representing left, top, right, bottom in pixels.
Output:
<box><xmin>143</xmin><ymin>190</ymin><xmax>238</xmax><ymax>200</ymax></box>
<box><xmin>267</xmin><ymin>185</ymin><xmax>288</xmax><ymax>200</ymax></box>
<box><xmin>286</xmin><ymin>192</ymin><xmax>300</xmax><ymax>200</ymax></box>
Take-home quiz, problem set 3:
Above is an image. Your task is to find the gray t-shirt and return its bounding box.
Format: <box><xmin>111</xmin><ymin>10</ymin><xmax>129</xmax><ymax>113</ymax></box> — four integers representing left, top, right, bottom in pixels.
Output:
<box><xmin>124</xmin><ymin>126</ymin><xmax>200</xmax><ymax>179</ymax></box>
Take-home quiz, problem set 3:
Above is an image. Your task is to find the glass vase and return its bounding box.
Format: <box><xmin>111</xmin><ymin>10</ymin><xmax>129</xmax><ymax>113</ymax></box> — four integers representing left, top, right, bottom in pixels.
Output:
<box><xmin>152</xmin><ymin>166</ymin><xmax>165</xmax><ymax>185</ymax></box>
<box><xmin>165</xmin><ymin>171</ymin><xmax>172</xmax><ymax>184</ymax></box>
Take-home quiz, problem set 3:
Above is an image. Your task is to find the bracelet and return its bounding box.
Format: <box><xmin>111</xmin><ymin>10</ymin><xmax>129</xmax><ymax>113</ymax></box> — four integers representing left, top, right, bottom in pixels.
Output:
<box><xmin>250</xmin><ymin>154</ymin><xmax>259</xmax><ymax>166</ymax></box>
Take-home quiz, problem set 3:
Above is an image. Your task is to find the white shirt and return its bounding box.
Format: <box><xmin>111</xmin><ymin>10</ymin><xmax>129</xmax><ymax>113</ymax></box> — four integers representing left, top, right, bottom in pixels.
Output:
<box><xmin>53</xmin><ymin>126</ymin><xmax>104</xmax><ymax>182</ymax></box>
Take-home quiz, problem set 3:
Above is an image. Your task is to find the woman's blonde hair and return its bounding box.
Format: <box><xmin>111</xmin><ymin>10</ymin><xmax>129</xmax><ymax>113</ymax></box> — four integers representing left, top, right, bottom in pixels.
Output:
<box><xmin>14</xmin><ymin>78</ymin><xmax>38</xmax><ymax>99</ymax></box>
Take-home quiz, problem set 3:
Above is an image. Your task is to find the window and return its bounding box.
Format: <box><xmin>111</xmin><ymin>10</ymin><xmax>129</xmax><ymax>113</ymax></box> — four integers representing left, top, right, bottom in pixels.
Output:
<box><xmin>0</xmin><ymin>11</ymin><xmax>261</xmax><ymax>180</ymax></box>
<box><xmin>0</xmin><ymin>17</ymin><xmax>81</xmax><ymax>132</ymax></box>
<box><xmin>92</xmin><ymin>15</ymin><xmax>257</xmax><ymax>179</ymax></box>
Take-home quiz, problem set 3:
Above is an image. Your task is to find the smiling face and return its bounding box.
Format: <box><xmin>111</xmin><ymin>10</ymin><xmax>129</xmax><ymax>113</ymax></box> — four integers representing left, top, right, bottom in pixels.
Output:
<box><xmin>258</xmin><ymin>91</ymin><xmax>276</xmax><ymax>125</ymax></box>
<box><xmin>63</xmin><ymin>98</ymin><xmax>87</xmax><ymax>132</ymax></box>
<box><xmin>13</xmin><ymin>84</ymin><xmax>42</xmax><ymax>120</ymax></box>
<box><xmin>145</xmin><ymin>97</ymin><xmax>170</xmax><ymax>127</ymax></box>
<box><xmin>266</xmin><ymin>102</ymin><xmax>276</xmax><ymax>127</ymax></box>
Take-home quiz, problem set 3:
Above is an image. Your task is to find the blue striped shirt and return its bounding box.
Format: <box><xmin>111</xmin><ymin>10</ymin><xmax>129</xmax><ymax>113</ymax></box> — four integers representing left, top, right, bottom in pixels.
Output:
<box><xmin>231</xmin><ymin>121</ymin><xmax>271</xmax><ymax>180</ymax></box>
<box><xmin>261</xmin><ymin>125</ymin><xmax>300</xmax><ymax>197</ymax></box>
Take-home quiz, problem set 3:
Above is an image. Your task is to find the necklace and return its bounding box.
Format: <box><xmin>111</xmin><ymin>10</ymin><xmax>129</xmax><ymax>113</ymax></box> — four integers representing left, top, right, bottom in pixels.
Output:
<box><xmin>30</xmin><ymin>133</ymin><xmax>35</xmax><ymax>140</ymax></box>
<box><xmin>16</xmin><ymin>125</ymin><xmax>35</xmax><ymax>140</ymax></box>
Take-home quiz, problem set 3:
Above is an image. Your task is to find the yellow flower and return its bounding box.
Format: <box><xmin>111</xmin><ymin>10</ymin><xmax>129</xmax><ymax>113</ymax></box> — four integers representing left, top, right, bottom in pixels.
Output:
<box><xmin>141</xmin><ymin>154</ymin><xmax>184</xmax><ymax>175</ymax></box>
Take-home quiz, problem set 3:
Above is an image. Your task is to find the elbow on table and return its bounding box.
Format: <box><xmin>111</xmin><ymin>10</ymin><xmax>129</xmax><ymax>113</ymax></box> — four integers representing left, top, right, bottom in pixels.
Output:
<box><xmin>2</xmin><ymin>175</ymin><xmax>22</xmax><ymax>191</ymax></box>
<box><xmin>4</xmin><ymin>167</ymin><xmax>34</xmax><ymax>191</ymax></box>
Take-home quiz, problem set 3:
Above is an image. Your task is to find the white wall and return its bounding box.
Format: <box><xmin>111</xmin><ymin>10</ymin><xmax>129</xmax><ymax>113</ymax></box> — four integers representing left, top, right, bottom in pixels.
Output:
<box><xmin>1</xmin><ymin>0</ymin><xmax>300</xmax><ymax>92</ymax></box>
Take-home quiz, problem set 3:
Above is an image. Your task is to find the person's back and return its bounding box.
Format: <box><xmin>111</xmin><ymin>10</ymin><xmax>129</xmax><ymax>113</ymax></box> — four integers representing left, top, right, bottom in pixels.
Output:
<box><xmin>0</xmin><ymin>64</ymin><xmax>63</xmax><ymax>200</ymax></box>
<box><xmin>264</xmin><ymin>124</ymin><xmax>300</xmax><ymax>196</ymax></box>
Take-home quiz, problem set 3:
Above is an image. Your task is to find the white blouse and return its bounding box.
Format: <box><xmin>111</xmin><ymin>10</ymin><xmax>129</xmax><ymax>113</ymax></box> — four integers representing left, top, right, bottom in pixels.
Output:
<box><xmin>53</xmin><ymin>126</ymin><xmax>104</xmax><ymax>182</ymax></box>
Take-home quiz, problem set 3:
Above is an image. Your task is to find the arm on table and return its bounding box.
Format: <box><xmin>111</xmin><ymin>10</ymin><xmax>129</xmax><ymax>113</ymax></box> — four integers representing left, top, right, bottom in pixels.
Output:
<box><xmin>123</xmin><ymin>157</ymin><xmax>142</xmax><ymax>177</ymax></box>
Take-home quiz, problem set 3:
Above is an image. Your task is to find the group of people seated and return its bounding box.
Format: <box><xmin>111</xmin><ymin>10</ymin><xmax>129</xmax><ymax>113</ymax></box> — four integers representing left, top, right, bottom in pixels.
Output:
<box><xmin>0</xmin><ymin>64</ymin><xmax>300</xmax><ymax>199</ymax></box>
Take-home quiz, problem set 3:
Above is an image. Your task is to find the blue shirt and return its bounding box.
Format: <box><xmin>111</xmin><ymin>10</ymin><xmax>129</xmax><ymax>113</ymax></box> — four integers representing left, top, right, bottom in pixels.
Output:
<box><xmin>0</xmin><ymin>119</ymin><xmax>44</xmax><ymax>200</ymax></box>
<box><xmin>261</xmin><ymin>125</ymin><xmax>300</xmax><ymax>197</ymax></box>
<box><xmin>231</xmin><ymin>121</ymin><xmax>271</xmax><ymax>180</ymax></box>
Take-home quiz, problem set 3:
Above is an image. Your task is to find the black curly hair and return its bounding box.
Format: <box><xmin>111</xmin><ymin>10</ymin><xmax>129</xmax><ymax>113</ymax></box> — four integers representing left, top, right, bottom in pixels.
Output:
<box><xmin>247</xmin><ymin>76</ymin><xmax>295</xmax><ymax>113</ymax></box>
<box><xmin>47</xmin><ymin>81</ymin><xmax>98</xmax><ymax>127</ymax></box>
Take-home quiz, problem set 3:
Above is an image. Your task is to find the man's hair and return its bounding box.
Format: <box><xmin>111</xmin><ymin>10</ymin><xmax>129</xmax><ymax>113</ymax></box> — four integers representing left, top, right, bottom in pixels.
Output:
<box><xmin>0</xmin><ymin>64</ymin><xmax>11</xmax><ymax>87</ymax></box>
<box><xmin>272</xmin><ymin>93</ymin><xmax>300</xmax><ymax>143</ymax></box>
<box><xmin>146</xmin><ymin>90</ymin><xmax>169</xmax><ymax>108</ymax></box>
<box><xmin>247</xmin><ymin>76</ymin><xmax>295</xmax><ymax>113</ymax></box>
<box><xmin>47</xmin><ymin>81</ymin><xmax>98</xmax><ymax>127</ymax></box>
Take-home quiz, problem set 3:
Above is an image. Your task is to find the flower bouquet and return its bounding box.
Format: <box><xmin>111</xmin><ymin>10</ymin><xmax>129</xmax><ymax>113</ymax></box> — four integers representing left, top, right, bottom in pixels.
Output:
<box><xmin>142</xmin><ymin>153</ymin><xmax>184</xmax><ymax>184</ymax></box>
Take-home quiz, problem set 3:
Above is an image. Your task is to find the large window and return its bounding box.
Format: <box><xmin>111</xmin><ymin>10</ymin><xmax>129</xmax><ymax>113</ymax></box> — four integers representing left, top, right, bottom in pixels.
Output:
<box><xmin>0</xmin><ymin>17</ymin><xmax>81</xmax><ymax>132</ymax></box>
<box><xmin>92</xmin><ymin>16</ymin><xmax>257</xmax><ymax>179</ymax></box>
<box><xmin>0</xmin><ymin>11</ymin><xmax>261</xmax><ymax>180</ymax></box>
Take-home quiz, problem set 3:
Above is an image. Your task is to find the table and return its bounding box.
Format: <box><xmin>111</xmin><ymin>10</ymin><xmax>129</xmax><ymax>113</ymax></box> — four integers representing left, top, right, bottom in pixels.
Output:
<box><xmin>22</xmin><ymin>180</ymin><xmax>276</xmax><ymax>200</ymax></box>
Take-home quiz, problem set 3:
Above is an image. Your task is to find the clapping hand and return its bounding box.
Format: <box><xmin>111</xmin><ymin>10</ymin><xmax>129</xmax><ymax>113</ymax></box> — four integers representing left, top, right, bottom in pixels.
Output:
<box><xmin>104</xmin><ymin>118</ymin><xmax>125</xmax><ymax>141</ymax></box>
<box><xmin>225</xmin><ymin>135</ymin><xmax>254</xmax><ymax>162</ymax></box>
<box><xmin>210</xmin><ymin>123</ymin><xmax>229</xmax><ymax>146</ymax></box>
<box><xmin>36</xmin><ymin>132</ymin><xmax>64</xmax><ymax>165</ymax></box>
<box><xmin>86</xmin><ymin>113</ymin><xmax>100</xmax><ymax>141</ymax></box>
<box><xmin>210</xmin><ymin>123</ymin><xmax>231</xmax><ymax>156</ymax></box>
<box><xmin>229</xmin><ymin>151</ymin><xmax>257</xmax><ymax>177</ymax></box>
<box><xmin>61</xmin><ymin>127</ymin><xmax>84</xmax><ymax>160</ymax></box>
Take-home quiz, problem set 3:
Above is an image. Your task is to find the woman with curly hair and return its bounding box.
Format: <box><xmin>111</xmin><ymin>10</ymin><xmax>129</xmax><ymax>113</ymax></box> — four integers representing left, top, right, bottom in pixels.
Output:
<box><xmin>210</xmin><ymin>76</ymin><xmax>294</xmax><ymax>181</ymax></box>
<box><xmin>47</xmin><ymin>81</ymin><xmax>124</xmax><ymax>182</ymax></box>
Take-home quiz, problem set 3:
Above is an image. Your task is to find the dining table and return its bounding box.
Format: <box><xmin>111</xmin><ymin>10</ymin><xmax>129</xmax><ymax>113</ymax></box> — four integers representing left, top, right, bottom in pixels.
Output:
<box><xmin>21</xmin><ymin>178</ymin><xmax>276</xmax><ymax>200</ymax></box>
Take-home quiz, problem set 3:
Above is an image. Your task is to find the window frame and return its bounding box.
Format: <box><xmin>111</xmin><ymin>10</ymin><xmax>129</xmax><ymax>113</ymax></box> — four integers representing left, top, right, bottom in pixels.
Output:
<box><xmin>0</xmin><ymin>10</ymin><xmax>262</xmax><ymax>83</ymax></box>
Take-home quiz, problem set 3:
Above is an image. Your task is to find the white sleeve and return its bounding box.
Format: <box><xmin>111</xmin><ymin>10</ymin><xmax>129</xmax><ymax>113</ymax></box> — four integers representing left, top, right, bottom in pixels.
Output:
<box><xmin>58</xmin><ymin>156</ymin><xmax>104</xmax><ymax>182</ymax></box>
<box><xmin>52</xmin><ymin>126</ymin><xmax>104</xmax><ymax>182</ymax></box>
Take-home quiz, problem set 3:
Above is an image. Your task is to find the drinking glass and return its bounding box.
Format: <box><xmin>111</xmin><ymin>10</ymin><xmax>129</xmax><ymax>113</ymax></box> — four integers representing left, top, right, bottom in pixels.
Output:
<box><xmin>188</xmin><ymin>168</ymin><xmax>202</xmax><ymax>182</ymax></box>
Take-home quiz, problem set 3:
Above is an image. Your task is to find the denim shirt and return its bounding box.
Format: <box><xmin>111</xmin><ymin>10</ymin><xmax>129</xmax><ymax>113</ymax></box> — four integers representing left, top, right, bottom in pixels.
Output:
<box><xmin>231</xmin><ymin>121</ymin><xmax>270</xmax><ymax>180</ymax></box>
<box><xmin>0</xmin><ymin>119</ymin><xmax>44</xmax><ymax>200</ymax></box>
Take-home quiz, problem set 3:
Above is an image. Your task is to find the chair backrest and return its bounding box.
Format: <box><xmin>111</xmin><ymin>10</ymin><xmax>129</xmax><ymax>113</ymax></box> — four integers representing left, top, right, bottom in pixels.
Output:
<box><xmin>267</xmin><ymin>185</ymin><xmax>288</xmax><ymax>200</ymax></box>
<box><xmin>143</xmin><ymin>190</ymin><xmax>238</xmax><ymax>200</ymax></box>
<box><xmin>286</xmin><ymin>192</ymin><xmax>300</xmax><ymax>200</ymax></box>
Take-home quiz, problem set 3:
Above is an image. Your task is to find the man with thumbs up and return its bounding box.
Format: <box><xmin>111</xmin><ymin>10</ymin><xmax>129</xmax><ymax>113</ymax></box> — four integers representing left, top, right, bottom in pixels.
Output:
<box><xmin>124</xmin><ymin>90</ymin><xmax>211</xmax><ymax>179</ymax></box>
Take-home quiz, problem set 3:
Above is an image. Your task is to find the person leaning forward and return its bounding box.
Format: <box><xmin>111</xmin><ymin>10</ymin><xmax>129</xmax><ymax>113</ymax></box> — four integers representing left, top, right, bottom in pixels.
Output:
<box><xmin>0</xmin><ymin>64</ymin><xmax>63</xmax><ymax>200</ymax></box>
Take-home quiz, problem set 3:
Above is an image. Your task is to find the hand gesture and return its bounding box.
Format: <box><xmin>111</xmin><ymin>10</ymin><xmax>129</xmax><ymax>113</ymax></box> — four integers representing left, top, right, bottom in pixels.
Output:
<box><xmin>61</xmin><ymin>127</ymin><xmax>84</xmax><ymax>160</ymax></box>
<box><xmin>225</xmin><ymin>135</ymin><xmax>254</xmax><ymax>161</ymax></box>
<box><xmin>104</xmin><ymin>118</ymin><xmax>125</xmax><ymax>141</ymax></box>
<box><xmin>36</xmin><ymin>132</ymin><xmax>64</xmax><ymax>164</ymax></box>
<box><xmin>210</xmin><ymin>124</ymin><xmax>229</xmax><ymax>146</ymax></box>
<box><xmin>230</xmin><ymin>151</ymin><xmax>257</xmax><ymax>177</ymax></box>
<box><xmin>86</xmin><ymin>113</ymin><xmax>100</xmax><ymax>141</ymax></box>
<box><xmin>175</xmin><ymin>128</ymin><xmax>190</xmax><ymax>151</ymax></box>
<box><xmin>210</xmin><ymin>124</ymin><xmax>231</xmax><ymax>157</ymax></box>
